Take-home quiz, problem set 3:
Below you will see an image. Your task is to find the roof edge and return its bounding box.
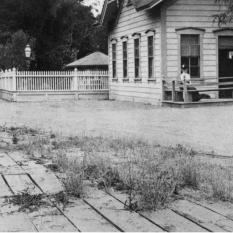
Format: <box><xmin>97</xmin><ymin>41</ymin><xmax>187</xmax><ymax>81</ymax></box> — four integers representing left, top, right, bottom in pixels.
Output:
<box><xmin>135</xmin><ymin>0</ymin><xmax>164</xmax><ymax>11</ymax></box>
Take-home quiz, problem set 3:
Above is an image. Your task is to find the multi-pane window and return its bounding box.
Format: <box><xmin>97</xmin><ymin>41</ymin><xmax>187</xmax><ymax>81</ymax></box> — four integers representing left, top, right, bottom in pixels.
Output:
<box><xmin>134</xmin><ymin>38</ymin><xmax>140</xmax><ymax>78</ymax></box>
<box><xmin>123</xmin><ymin>41</ymin><xmax>128</xmax><ymax>78</ymax></box>
<box><xmin>148</xmin><ymin>36</ymin><xmax>154</xmax><ymax>79</ymax></box>
<box><xmin>112</xmin><ymin>43</ymin><xmax>116</xmax><ymax>78</ymax></box>
<box><xmin>181</xmin><ymin>34</ymin><xmax>200</xmax><ymax>78</ymax></box>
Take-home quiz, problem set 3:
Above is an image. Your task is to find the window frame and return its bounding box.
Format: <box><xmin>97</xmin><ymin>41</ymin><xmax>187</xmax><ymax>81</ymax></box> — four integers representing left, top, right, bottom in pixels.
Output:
<box><xmin>181</xmin><ymin>34</ymin><xmax>200</xmax><ymax>79</ymax></box>
<box><xmin>176</xmin><ymin>27</ymin><xmax>205</xmax><ymax>81</ymax></box>
<box><xmin>121</xmin><ymin>36</ymin><xmax>129</xmax><ymax>81</ymax></box>
<box><xmin>132</xmin><ymin>33</ymin><xmax>141</xmax><ymax>81</ymax></box>
<box><xmin>148</xmin><ymin>35</ymin><xmax>154</xmax><ymax>79</ymax></box>
<box><xmin>111</xmin><ymin>38</ymin><xmax>117</xmax><ymax>81</ymax></box>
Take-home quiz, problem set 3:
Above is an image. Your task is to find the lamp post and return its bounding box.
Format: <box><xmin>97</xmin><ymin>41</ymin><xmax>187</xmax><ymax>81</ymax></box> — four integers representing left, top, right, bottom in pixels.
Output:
<box><xmin>24</xmin><ymin>44</ymin><xmax>31</xmax><ymax>70</ymax></box>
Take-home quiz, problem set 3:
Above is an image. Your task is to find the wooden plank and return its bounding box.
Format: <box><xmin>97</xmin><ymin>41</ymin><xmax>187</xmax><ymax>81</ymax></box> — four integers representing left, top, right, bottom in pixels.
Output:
<box><xmin>30</xmin><ymin>170</ymin><xmax>64</xmax><ymax>195</ymax></box>
<box><xmin>0</xmin><ymin>175</ymin><xmax>12</xmax><ymax>197</ymax></box>
<box><xmin>7</xmin><ymin>152</ymin><xmax>64</xmax><ymax>195</ymax></box>
<box><xmin>4</xmin><ymin>174</ymin><xmax>42</xmax><ymax>195</ymax></box>
<box><xmin>85</xmin><ymin>187</ymin><xmax>164</xmax><ymax>232</ymax></box>
<box><xmin>189</xmin><ymin>199</ymin><xmax>233</xmax><ymax>221</ymax></box>
<box><xmin>107</xmin><ymin>190</ymin><xmax>208</xmax><ymax>232</ymax></box>
<box><xmin>28</xmin><ymin>204</ymin><xmax>78</xmax><ymax>232</ymax></box>
<box><xmin>62</xmin><ymin>198</ymin><xmax>119</xmax><ymax>232</ymax></box>
<box><xmin>0</xmin><ymin>152</ymin><xmax>22</xmax><ymax>174</ymax></box>
<box><xmin>19</xmin><ymin>161</ymin><xmax>64</xmax><ymax>194</ymax></box>
<box><xmin>0</xmin><ymin>213</ymin><xmax>37</xmax><ymax>232</ymax></box>
<box><xmin>141</xmin><ymin>209</ymin><xmax>208</xmax><ymax>232</ymax></box>
<box><xmin>0</xmin><ymin>199</ymin><xmax>37</xmax><ymax>232</ymax></box>
<box><xmin>171</xmin><ymin>199</ymin><xmax>233</xmax><ymax>232</ymax></box>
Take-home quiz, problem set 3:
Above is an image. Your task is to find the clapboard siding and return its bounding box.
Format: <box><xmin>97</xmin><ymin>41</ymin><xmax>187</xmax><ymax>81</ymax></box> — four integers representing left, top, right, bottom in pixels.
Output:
<box><xmin>110</xmin><ymin>82</ymin><xmax>162</xmax><ymax>105</ymax></box>
<box><xmin>165</xmin><ymin>0</ymin><xmax>233</xmax><ymax>80</ymax></box>
<box><xmin>108</xmin><ymin>0</ymin><xmax>162</xmax><ymax>104</ymax></box>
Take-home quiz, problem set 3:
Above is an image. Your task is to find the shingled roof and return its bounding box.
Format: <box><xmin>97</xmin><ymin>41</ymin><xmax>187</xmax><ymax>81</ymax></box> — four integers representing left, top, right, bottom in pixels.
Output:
<box><xmin>66</xmin><ymin>52</ymin><xmax>108</xmax><ymax>68</ymax></box>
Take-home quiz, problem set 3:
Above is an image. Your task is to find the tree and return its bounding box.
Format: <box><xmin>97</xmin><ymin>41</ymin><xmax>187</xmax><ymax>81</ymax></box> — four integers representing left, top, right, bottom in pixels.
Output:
<box><xmin>0</xmin><ymin>0</ymin><xmax>107</xmax><ymax>70</ymax></box>
<box><xmin>214</xmin><ymin>0</ymin><xmax>233</xmax><ymax>25</ymax></box>
<box><xmin>0</xmin><ymin>30</ymin><xmax>35</xmax><ymax>70</ymax></box>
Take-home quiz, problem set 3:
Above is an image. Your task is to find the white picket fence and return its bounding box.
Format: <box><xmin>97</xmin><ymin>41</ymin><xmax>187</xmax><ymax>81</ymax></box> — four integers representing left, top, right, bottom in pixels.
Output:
<box><xmin>0</xmin><ymin>68</ymin><xmax>109</xmax><ymax>92</ymax></box>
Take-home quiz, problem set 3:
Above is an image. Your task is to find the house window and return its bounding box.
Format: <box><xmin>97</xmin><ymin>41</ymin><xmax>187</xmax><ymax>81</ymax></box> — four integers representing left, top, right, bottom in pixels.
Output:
<box><xmin>123</xmin><ymin>41</ymin><xmax>128</xmax><ymax>78</ymax></box>
<box><xmin>134</xmin><ymin>38</ymin><xmax>140</xmax><ymax>78</ymax></box>
<box><xmin>112</xmin><ymin>43</ymin><xmax>117</xmax><ymax>78</ymax></box>
<box><xmin>181</xmin><ymin>34</ymin><xmax>200</xmax><ymax>78</ymax></box>
<box><xmin>148</xmin><ymin>36</ymin><xmax>154</xmax><ymax>79</ymax></box>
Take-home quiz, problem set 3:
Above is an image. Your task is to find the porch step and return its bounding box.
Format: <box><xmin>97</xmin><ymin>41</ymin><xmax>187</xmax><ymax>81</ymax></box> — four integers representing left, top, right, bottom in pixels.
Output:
<box><xmin>162</xmin><ymin>99</ymin><xmax>233</xmax><ymax>108</ymax></box>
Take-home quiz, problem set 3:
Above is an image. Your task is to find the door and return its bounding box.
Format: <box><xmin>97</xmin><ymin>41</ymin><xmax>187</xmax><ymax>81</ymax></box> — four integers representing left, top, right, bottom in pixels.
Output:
<box><xmin>219</xmin><ymin>36</ymin><xmax>233</xmax><ymax>98</ymax></box>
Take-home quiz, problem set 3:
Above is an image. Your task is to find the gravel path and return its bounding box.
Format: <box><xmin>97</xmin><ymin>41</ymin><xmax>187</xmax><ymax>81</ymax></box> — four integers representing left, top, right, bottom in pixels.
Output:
<box><xmin>0</xmin><ymin>100</ymin><xmax>232</xmax><ymax>156</ymax></box>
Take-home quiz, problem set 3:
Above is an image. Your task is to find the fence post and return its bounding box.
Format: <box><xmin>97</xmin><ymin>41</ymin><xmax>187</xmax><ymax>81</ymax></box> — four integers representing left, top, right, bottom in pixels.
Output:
<box><xmin>172</xmin><ymin>80</ymin><xmax>176</xmax><ymax>102</ymax></box>
<box><xmin>73</xmin><ymin>68</ymin><xmax>78</xmax><ymax>91</ymax></box>
<box><xmin>183</xmin><ymin>81</ymin><xmax>188</xmax><ymax>103</ymax></box>
<box><xmin>12</xmin><ymin>68</ymin><xmax>16</xmax><ymax>91</ymax></box>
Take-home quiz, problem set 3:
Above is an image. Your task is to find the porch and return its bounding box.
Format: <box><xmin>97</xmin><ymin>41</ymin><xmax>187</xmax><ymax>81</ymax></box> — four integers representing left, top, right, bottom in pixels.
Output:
<box><xmin>162</xmin><ymin>78</ymin><xmax>233</xmax><ymax>108</ymax></box>
<box><xmin>0</xmin><ymin>68</ymin><xmax>109</xmax><ymax>102</ymax></box>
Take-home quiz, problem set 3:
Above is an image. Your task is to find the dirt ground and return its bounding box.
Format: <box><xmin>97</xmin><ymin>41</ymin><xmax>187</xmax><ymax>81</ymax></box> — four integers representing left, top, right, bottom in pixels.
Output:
<box><xmin>0</xmin><ymin>99</ymin><xmax>232</xmax><ymax>156</ymax></box>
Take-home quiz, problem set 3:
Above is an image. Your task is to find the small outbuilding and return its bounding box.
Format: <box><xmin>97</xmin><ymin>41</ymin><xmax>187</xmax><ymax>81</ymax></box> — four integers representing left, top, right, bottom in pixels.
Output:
<box><xmin>66</xmin><ymin>51</ymin><xmax>108</xmax><ymax>71</ymax></box>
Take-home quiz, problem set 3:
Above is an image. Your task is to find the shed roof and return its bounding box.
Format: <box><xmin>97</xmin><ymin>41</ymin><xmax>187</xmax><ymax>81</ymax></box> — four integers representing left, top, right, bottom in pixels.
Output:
<box><xmin>66</xmin><ymin>52</ymin><xmax>108</xmax><ymax>68</ymax></box>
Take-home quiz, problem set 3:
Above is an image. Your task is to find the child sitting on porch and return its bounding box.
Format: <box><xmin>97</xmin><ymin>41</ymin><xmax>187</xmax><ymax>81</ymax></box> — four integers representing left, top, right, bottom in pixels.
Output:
<box><xmin>180</xmin><ymin>64</ymin><xmax>210</xmax><ymax>102</ymax></box>
<box><xmin>180</xmin><ymin>64</ymin><xmax>191</xmax><ymax>83</ymax></box>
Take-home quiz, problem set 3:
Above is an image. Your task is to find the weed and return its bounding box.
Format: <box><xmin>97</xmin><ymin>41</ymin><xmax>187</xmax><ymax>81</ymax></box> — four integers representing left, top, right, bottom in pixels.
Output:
<box><xmin>52</xmin><ymin>191</ymin><xmax>69</xmax><ymax>210</ymax></box>
<box><xmin>6</xmin><ymin>189</ymin><xmax>47</xmax><ymax>212</ymax></box>
<box><xmin>62</xmin><ymin>170</ymin><xmax>84</xmax><ymax>198</ymax></box>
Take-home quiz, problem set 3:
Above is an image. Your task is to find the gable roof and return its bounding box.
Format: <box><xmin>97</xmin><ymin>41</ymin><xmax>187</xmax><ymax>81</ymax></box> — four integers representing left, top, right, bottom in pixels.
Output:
<box><xmin>100</xmin><ymin>0</ymin><xmax>164</xmax><ymax>26</ymax></box>
<box><xmin>66</xmin><ymin>52</ymin><xmax>108</xmax><ymax>68</ymax></box>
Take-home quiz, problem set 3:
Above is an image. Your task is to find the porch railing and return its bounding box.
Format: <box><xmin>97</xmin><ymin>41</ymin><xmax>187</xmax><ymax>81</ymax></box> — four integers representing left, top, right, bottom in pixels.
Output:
<box><xmin>162</xmin><ymin>77</ymin><xmax>233</xmax><ymax>103</ymax></box>
<box><xmin>0</xmin><ymin>68</ymin><xmax>109</xmax><ymax>92</ymax></box>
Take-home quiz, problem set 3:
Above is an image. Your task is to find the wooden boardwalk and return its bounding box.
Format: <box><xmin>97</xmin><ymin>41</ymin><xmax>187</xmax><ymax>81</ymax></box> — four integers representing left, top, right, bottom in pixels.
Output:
<box><xmin>1</xmin><ymin>150</ymin><xmax>233</xmax><ymax>232</ymax></box>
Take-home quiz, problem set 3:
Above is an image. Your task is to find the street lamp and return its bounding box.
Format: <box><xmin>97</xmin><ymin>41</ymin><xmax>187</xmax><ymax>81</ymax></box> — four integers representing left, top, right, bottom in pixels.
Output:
<box><xmin>25</xmin><ymin>44</ymin><xmax>31</xmax><ymax>70</ymax></box>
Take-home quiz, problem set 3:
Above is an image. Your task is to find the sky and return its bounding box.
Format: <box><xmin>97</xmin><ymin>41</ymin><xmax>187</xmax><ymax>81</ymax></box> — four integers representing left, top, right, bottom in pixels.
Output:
<box><xmin>83</xmin><ymin>0</ymin><xmax>105</xmax><ymax>16</ymax></box>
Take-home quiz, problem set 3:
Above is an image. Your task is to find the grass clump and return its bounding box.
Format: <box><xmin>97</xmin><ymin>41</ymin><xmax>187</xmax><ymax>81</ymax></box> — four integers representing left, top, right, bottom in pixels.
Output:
<box><xmin>51</xmin><ymin>152</ymin><xmax>85</xmax><ymax>198</ymax></box>
<box><xmin>6</xmin><ymin>189</ymin><xmax>47</xmax><ymax>212</ymax></box>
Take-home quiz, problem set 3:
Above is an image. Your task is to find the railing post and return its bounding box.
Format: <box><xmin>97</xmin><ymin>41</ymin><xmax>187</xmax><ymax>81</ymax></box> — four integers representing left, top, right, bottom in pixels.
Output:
<box><xmin>73</xmin><ymin>68</ymin><xmax>78</xmax><ymax>91</ymax></box>
<box><xmin>172</xmin><ymin>80</ymin><xmax>176</xmax><ymax>102</ymax></box>
<box><xmin>183</xmin><ymin>80</ymin><xmax>188</xmax><ymax>103</ymax></box>
<box><xmin>12</xmin><ymin>68</ymin><xmax>16</xmax><ymax>91</ymax></box>
<box><xmin>162</xmin><ymin>80</ymin><xmax>166</xmax><ymax>101</ymax></box>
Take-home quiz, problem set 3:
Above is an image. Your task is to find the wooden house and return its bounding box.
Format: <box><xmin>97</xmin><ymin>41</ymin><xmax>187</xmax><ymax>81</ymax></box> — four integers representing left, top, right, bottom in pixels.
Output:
<box><xmin>101</xmin><ymin>0</ymin><xmax>233</xmax><ymax>105</ymax></box>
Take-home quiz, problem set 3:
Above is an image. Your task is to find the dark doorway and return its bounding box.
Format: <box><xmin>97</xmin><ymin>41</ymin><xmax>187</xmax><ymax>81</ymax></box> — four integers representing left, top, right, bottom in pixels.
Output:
<box><xmin>219</xmin><ymin>36</ymin><xmax>233</xmax><ymax>98</ymax></box>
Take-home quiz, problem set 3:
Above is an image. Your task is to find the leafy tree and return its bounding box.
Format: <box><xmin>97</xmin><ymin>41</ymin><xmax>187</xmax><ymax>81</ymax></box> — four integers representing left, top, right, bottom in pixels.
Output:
<box><xmin>0</xmin><ymin>0</ymin><xmax>107</xmax><ymax>70</ymax></box>
<box><xmin>214</xmin><ymin>0</ymin><xmax>233</xmax><ymax>25</ymax></box>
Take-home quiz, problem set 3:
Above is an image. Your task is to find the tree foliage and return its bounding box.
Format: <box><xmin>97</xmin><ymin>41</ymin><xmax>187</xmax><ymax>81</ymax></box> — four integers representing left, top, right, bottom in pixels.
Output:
<box><xmin>0</xmin><ymin>0</ymin><xmax>107</xmax><ymax>70</ymax></box>
<box><xmin>214</xmin><ymin>0</ymin><xmax>233</xmax><ymax>25</ymax></box>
